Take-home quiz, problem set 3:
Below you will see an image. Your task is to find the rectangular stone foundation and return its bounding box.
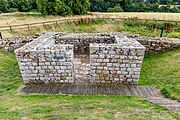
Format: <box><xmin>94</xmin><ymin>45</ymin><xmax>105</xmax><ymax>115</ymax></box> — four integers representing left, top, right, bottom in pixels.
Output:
<box><xmin>15</xmin><ymin>32</ymin><xmax>145</xmax><ymax>85</ymax></box>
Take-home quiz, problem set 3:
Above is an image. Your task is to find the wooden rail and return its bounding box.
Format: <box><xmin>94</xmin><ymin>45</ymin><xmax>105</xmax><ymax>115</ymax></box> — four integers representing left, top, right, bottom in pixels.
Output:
<box><xmin>0</xmin><ymin>16</ymin><xmax>179</xmax><ymax>31</ymax></box>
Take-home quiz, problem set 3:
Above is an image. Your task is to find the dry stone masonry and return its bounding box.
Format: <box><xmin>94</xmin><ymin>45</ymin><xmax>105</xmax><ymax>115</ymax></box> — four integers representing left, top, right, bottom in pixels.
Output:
<box><xmin>90</xmin><ymin>36</ymin><xmax>145</xmax><ymax>84</ymax></box>
<box><xmin>1</xmin><ymin>33</ymin><xmax>179</xmax><ymax>55</ymax></box>
<box><xmin>15</xmin><ymin>32</ymin><xmax>145</xmax><ymax>85</ymax></box>
<box><xmin>15</xmin><ymin>33</ymin><xmax>74</xmax><ymax>84</ymax></box>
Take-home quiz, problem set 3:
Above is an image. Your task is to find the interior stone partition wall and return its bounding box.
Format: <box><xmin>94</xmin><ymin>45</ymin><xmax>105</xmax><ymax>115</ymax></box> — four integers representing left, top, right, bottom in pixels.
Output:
<box><xmin>15</xmin><ymin>32</ymin><xmax>145</xmax><ymax>85</ymax></box>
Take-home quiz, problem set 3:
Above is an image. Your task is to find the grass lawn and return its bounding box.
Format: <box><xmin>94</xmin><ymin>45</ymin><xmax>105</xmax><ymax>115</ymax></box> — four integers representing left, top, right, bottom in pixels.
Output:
<box><xmin>0</xmin><ymin>49</ymin><xmax>180</xmax><ymax>119</ymax></box>
<box><xmin>139</xmin><ymin>49</ymin><xmax>180</xmax><ymax>100</ymax></box>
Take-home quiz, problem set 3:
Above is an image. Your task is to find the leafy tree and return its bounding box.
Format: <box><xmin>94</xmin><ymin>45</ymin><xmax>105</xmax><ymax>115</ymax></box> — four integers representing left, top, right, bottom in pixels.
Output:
<box><xmin>18</xmin><ymin>0</ymin><xmax>31</xmax><ymax>12</ymax></box>
<box><xmin>67</xmin><ymin>0</ymin><xmax>90</xmax><ymax>15</ymax></box>
<box><xmin>171</xmin><ymin>6</ymin><xmax>180</xmax><ymax>12</ymax></box>
<box><xmin>167</xmin><ymin>0</ymin><xmax>173</xmax><ymax>4</ymax></box>
<box><xmin>107</xmin><ymin>5</ymin><xmax>123</xmax><ymax>12</ymax></box>
<box><xmin>36</xmin><ymin>0</ymin><xmax>90</xmax><ymax>15</ymax></box>
<box><xmin>7</xmin><ymin>0</ymin><xmax>18</xmax><ymax>9</ymax></box>
<box><xmin>0</xmin><ymin>0</ymin><xmax>8</xmax><ymax>13</ymax></box>
<box><xmin>113</xmin><ymin>5</ymin><xmax>124</xmax><ymax>12</ymax></box>
<box><xmin>159</xmin><ymin>5</ymin><xmax>171</xmax><ymax>12</ymax></box>
<box><xmin>90</xmin><ymin>0</ymin><xmax>106</xmax><ymax>12</ymax></box>
<box><xmin>7</xmin><ymin>0</ymin><xmax>31</xmax><ymax>12</ymax></box>
<box><xmin>146</xmin><ymin>0</ymin><xmax>160</xmax><ymax>4</ymax></box>
<box><xmin>123</xmin><ymin>0</ymin><xmax>133</xmax><ymax>11</ymax></box>
<box><xmin>160</xmin><ymin>0</ymin><xmax>168</xmax><ymax>4</ymax></box>
<box><xmin>28</xmin><ymin>0</ymin><xmax>37</xmax><ymax>10</ymax></box>
<box><xmin>152</xmin><ymin>3</ymin><xmax>160</xmax><ymax>12</ymax></box>
<box><xmin>55</xmin><ymin>0</ymin><xmax>72</xmax><ymax>15</ymax></box>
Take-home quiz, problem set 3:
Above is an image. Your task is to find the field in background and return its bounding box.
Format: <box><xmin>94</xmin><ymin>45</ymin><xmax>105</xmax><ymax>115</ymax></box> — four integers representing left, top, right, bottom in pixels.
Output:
<box><xmin>0</xmin><ymin>12</ymin><xmax>180</xmax><ymax>27</ymax></box>
<box><xmin>94</xmin><ymin>12</ymin><xmax>180</xmax><ymax>21</ymax></box>
<box><xmin>0</xmin><ymin>12</ymin><xmax>180</xmax><ymax>38</ymax></box>
<box><xmin>1</xmin><ymin>18</ymin><xmax>180</xmax><ymax>38</ymax></box>
<box><xmin>0</xmin><ymin>50</ymin><xmax>179</xmax><ymax>119</ymax></box>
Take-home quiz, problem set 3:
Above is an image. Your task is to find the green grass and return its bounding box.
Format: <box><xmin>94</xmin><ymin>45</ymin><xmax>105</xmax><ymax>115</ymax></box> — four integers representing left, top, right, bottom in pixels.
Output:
<box><xmin>0</xmin><ymin>49</ymin><xmax>180</xmax><ymax>119</ymax></box>
<box><xmin>139</xmin><ymin>49</ymin><xmax>180</xmax><ymax>100</ymax></box>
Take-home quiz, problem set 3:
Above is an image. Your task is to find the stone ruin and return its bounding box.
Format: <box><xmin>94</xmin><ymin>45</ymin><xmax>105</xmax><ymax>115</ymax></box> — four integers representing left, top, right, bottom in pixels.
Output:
<box><xmin>15</xmin><ymin>32</ymin><xmax>146</xmax><ymax>85</ymax></box>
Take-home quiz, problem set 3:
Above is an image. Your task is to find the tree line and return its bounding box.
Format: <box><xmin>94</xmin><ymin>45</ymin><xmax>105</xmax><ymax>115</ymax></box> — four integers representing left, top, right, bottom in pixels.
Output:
<box><xmin>90</xmin><ymin>0</ymin><xmax>180</xmax><ymax>13</ymax></box>
<box><xmin>0</xmin><ymin>0</ymin><xmax>180</xmax><ymax>15</ymax></box>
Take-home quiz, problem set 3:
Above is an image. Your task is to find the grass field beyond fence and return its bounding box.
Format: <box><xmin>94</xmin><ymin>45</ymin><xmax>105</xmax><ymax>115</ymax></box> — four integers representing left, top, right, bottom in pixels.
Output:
<box><xmin>1</xmin><ymin>18</ymin><xmax>180</xmax><ymax>39</ymax></box>
<box><xmin>0</xmin><ymin>12</ymin><xmax>180</xmax><ymax>38</ymax></box>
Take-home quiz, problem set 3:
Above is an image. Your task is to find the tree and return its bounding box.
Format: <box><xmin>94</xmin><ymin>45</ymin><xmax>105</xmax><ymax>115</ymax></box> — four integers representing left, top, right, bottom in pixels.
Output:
<box><xmin>123</xmin><ymin>0</ymin><xmax>133</xmax><ymax>11</ymax></box>
<box><xmin>28</xmin><ymin>0</ymin><xmax>37</xmax><ymax>10</ymax></box>
<box><xmin>67</xmin><ymin>0</ymin><xmax>90</xmax><ymax>15</ymax></box>
<box><xmin>171</xmin><ymin>6</ymin><xmax>180</xmax><ymax>12</ymax></box>
<box><xmin>146</xmin><ymin>0</ymin><xmax>160</xmax><ymax>4</ymax></box>
<box><xmin>7</xmin><ymin>0</ymin><xmax>31</xmax><ymax>12</ymax></box>
<box><xmin>55</xmin><ymin>0</ymin><xmax>72</xmax><ymax>15</ymax></box>
<box><xmin>0</xmin><ymin>0</ymin><xmax>8</xmax><ymax>13</ymax></box>
<box><xmin>17</xmin><ymin>0</ymin><xmax>31</xmax><ymax>12</ymax></box>
<box><xmin>114</xmin><ymin>5</ymin><xmax>124</xmax><ymax>12</ymax></box>
<box><xmin>160</xmin><ymin>0</ymin><xmax>168</xmax><ymax>4</ymax></box>
<box><xmin>90</xmin><ymin>0</ymin><xmax>106</xmax><ymax>12</ymax></box>
<box><xmin>36</xmin><ymin>0</ymin><xmax>90</xmax><ymax>16</ymax></box>
<box><xmin>7</xmin><ymin>0</ymin><xmax>18</xmax><ymax>9</ymax></box>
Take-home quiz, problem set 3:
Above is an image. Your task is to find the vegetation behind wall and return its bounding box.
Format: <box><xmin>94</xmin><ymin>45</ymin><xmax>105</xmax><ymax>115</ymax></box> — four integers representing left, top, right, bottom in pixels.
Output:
<box><xmin>0</xmin><ymin>0</ymin><xmax>180</xmax><ymax>14</ymax></box>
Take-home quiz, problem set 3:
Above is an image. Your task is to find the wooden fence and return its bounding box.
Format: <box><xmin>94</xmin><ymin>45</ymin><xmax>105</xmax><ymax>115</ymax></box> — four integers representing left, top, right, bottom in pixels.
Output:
<box><xmin>0</xmin><ymin>16</ymin><xmax>179</xmax><ymax>32</ymax></box>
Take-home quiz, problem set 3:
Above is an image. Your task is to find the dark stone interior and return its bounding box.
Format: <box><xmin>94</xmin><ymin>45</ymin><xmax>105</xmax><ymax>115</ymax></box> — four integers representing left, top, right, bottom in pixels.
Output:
<box><xmin>55</xmin><ymin>34</ymin><xmax>116</xmax><ymax>55</ymax></box>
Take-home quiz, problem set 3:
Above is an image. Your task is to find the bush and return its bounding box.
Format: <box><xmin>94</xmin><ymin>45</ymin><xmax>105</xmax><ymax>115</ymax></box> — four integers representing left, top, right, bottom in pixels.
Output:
<box><xmin>8</xmin><ymin>8</ymin><xmax>18</xmax><ymax>13</ymax></box>
<box><xmin>36</xmin><ymin>0</ymin><xmax>90</xmax><ymax>16</ymax></box>
<box><xmin>170</xmin><ymin>7</ymin><xmax>180</xmax><ymax>13</ymax></box>
<box><xmin>160</xmin><ymin>88</ymin><xmax>171</xmax><ymax>97</ymax></box>
<box><xmin>107</xmin><ymin>6</ymin><xmax>123</xmax><ymax>12</ymax></box>
<box><xmin>113</xmin><ymin>6</ymin><xmax>124</xmax><ymax>12</ymax></box>
<box><xmin>107</xmin><ymin>8</ymin><xmax>114</xmax><ymax>12</ymax></box>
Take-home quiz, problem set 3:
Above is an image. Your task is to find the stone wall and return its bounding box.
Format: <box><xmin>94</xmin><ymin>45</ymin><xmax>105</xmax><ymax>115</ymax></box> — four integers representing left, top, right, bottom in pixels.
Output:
<box><xmin>15</xmin><ymin>32</ymin><xmax>145</xmax><ymax>85</ymax></box>
<box><xmin>15</xmin><ymin>33</ymin><xmax>74</xmax><ymax>84</ymax></box>
<box><xmin>125</xmin><ymin>34</ymin><xmax>180</xmax><ymax>55</ymax></box>
<box><xmin>0</xmin><ymin>36</ymin><xmax>33</xmax><ymax>51</ymax></box>
<box><xmin>55</xmin><ymin>33</ymin><xmax>116</xmax><ymax>55</ymax></box>
<box><xmin>90</xmin><ymin>36</ymin><xmax>145</xmax><ymax>84</ymax></box>
<box><xmin>1</xmin><ymin>33</ymin><xmax>179</xmax><ymax>55</ymax></box>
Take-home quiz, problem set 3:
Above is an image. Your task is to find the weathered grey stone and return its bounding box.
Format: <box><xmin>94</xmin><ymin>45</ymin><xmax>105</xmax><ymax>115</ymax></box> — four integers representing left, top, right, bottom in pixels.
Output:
<box><xmin>14</xmin><ymin>32</ymin><xmax>147</xmax><ymax>85</ymax></box>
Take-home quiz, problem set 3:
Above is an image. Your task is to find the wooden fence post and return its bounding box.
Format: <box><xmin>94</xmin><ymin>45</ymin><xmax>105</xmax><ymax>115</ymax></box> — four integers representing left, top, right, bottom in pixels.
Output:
<box><xmin>0</xmin><ymin>32</ymin><xmax>3</xmax><ymax>39</ymax></box>
<box><xmin>9</xmin><ymin>26</ymin><xmax>12</xmax><ymax>32</ymax></box>
<box><xmin>28</xmin><ymin>25</ymin><xmax>30</xmax><ymax>30</ymax></box>
<box><xmin>160</xmin><ymin>28</ymin><xmax>164</xmax><ymax>37</ymax></box>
